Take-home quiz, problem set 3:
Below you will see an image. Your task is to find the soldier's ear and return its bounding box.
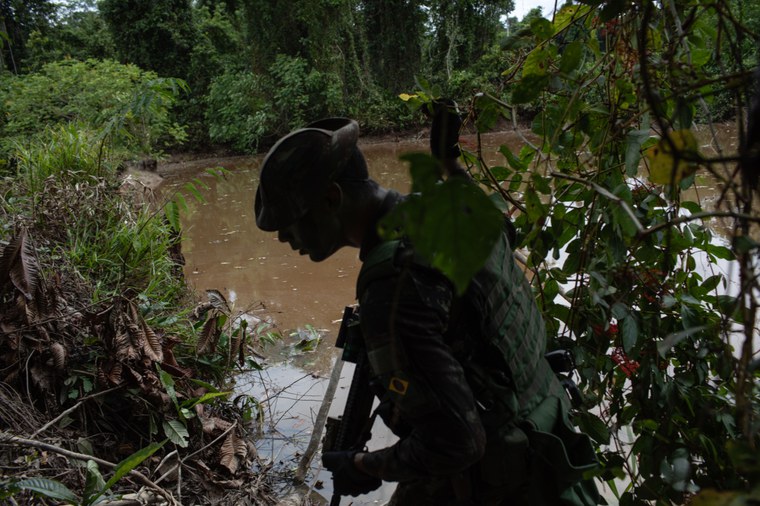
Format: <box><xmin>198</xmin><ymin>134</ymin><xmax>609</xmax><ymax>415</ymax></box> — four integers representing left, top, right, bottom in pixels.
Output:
<box><xmin>325</xmin><ymin>182</ymin><xmax>343</xmax><ymax>211</ymax></box>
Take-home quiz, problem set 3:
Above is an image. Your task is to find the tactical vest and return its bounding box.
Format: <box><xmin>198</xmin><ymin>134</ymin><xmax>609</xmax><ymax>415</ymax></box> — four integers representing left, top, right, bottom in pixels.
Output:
<box><xmin>357</xmin><ymin>227</ymin><xmax>563</xmax><ymax>420</ymax></box>
<box><xmin>356</xmin><ymin>226</ymin><xmax>600</xmax><ymax>505</ymax></box>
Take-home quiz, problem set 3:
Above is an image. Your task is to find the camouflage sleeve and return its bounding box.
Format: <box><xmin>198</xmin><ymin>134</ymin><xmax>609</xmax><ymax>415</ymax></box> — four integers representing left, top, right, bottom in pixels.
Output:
<box><xmin>358</xmin><ymin>265</ymin><xmax>486</xmax><ymax>482</ymax></box>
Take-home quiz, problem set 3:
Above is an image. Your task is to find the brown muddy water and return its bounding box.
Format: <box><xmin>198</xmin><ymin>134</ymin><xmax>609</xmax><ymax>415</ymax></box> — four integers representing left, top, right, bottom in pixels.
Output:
<box><xmin>159</xmin><ymin>125</ymin><xmax>740</xmax><ymax>505</ymax></box>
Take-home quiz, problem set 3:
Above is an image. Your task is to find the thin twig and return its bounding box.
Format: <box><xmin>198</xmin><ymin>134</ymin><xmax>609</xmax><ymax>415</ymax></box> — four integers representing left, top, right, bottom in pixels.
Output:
<box><xmin>182</xmin><ymin>420</ymin><xmax>237</xmax><ymax>463</ymax></box>
<box><xmin>639</xmin><ymin>211</ymin><xmax>760</xmax><ymax>237</ymax></box>
<box><xmin>294</xmin><ymin>356</ymin><xmax>344</xmax><ymax>484</ymax></box>
<box><xmin>31</xmin><ymin>386</ymin><xmax>124</xmax><ymax>438</ymax></box>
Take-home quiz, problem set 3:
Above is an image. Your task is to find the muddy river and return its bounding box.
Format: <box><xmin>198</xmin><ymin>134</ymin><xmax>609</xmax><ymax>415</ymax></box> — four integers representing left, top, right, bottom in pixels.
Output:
<box><xmin>159</xmin><ymin>125</ymin><xmax>739</xmax><ymax>505</ymax></box>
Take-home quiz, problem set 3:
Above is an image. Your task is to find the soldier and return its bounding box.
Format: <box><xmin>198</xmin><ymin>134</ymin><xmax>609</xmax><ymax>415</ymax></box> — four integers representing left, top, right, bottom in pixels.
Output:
<box><xmin>254</xmin><ymin>105</ymin><xmax>600</xmax><ymax>505</ymax></box>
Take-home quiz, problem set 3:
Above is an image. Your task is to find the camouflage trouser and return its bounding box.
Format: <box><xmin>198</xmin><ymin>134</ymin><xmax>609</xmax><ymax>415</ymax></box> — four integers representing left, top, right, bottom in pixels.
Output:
<box><xmin>387</xmin><ymin>476</ymin><xmax>468</xmax><ymax>506</ymax></box>
<box><xmin>386</xmin><ymin>473</ymin><xmax>527</xmax><ymax>506</ymax></box>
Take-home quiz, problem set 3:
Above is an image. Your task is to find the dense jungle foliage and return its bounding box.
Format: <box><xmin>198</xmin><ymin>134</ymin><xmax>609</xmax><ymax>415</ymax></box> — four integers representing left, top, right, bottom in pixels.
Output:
<box><xmin>0</xmin><ymin>0</ymin><xmax>759</xmax><ymax>505</ymax></box>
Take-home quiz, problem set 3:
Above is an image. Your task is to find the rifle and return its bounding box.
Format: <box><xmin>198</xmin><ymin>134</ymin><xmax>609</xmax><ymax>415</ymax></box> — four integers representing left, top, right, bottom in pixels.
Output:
<box><xmin>323</xmin><ymin>306</ymin><xmax>376</xmax><ymax>506</ymax></box>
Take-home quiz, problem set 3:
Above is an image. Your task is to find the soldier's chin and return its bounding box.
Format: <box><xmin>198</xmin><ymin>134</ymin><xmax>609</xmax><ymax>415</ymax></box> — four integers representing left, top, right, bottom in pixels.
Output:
<box><xmin>308</xmin><ymin>248</ymin><xmax>337</xmax><ymax>262</ymax></box>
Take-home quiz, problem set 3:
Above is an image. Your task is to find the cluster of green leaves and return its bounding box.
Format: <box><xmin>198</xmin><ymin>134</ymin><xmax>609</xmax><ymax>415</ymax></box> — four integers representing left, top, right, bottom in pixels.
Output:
<box><xmin>0</xmin><ymin>58</ymin><xmax>188</xmax><ymax>163</ymax></box>
<box><xmin>205</xmin><ymin>55</ymin><xmax>344</xmax><ymax>152</ymax></box>
<box><xmin>400</xmin><ymin>1</ymin><xmax>759</xmax><ymax>504</ymax></box>
<box><xmin>0</xmin><ymin>442</ymin><xmax>164</xmax><ymax>505</ymax></box>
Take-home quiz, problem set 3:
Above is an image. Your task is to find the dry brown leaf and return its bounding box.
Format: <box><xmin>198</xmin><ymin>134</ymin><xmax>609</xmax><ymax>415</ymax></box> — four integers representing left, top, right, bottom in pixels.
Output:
<box><xmin>51</xmin><ymin>342</ymin><xmax>66</xmax><ymax>371</ymax></box>
<box><xmin>30</xmin><ymin>364</ymin><xmax>54</xmax><ymax>392</ymax></box>
<box><xmin>229</xmin><ymin>332</ymin><xmax>240</xmax><ymax>367</ymax></box>
<box><xmin>0</xmin><ymin>228</ymin><xmax>40</xmax><ymax>300</ymax></box>
<box><xmin>107</xmin><ymin>362</ymin><xmax>123</xmax><ymax>386</ymax></box>
<box><xmin>197</xmin><ymin>315</ymin><xmax>220</xmax><ymax>355</ymax></box>
<box><xmin>206</xmin><ymin>289</ymin><xmax>231</xmax><ymax>315</ymax></box>
<box><xmin>114</xmin><ymin>329</ymin><xmax>138</xmax><ymax>361</ymax></box>
<box><xmin>219</xmin><ymin>431</ymin><xmax>247</xmax><ymax>474</ymax></box>
<box><xmin>141</xmin><ymin>321</ymin><xmax>163</xmax><ymax>363</ymax></box>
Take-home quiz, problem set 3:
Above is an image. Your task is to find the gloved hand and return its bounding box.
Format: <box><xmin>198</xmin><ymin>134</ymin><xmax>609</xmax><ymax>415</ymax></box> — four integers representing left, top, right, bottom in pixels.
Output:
<box><xmin>430</xmin><ymin>98</ymin><xmax>462</xmax><ymax>159</ymax></box>
<box><xmin>322</xmin><ymin>451</ymin><xmax>382</xmax><ymax>497</ymax></box>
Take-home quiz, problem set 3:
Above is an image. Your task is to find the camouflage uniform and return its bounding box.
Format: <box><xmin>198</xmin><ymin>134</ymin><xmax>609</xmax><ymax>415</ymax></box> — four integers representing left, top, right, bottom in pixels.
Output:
<box><xmin>356</xmin><ymin>191</ymin><xmax>597</xmax><ymax>505</ymax></box>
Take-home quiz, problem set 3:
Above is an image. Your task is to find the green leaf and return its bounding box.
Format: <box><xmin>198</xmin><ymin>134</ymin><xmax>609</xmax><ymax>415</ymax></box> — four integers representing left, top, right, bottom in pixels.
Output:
<box><xmin>157</xmin><ymin>366</ymin><xmax>179</xmax><ymax>410</ymax></box>
<box><xmin>645</xmin><ymin>130</ymin><xmax>701</xmax><ymax>186</ymax></box>
<box><xmin>621</xmin><ymin>315</ymin><xmax>639</xmax><ymax>352</ymax></box>
<box><xmin>184</xmin><ymin>181</ymin><xmax>205</xmax><ymax>203</ymax></box>
<box><xmin>560</xmin><ymin>40</ymin><xmax>584</xmax><ymax>74</ymax></box>
<box><xmin>15</xmin><ymin>477</ymin><xmax>79</xmax><ymax>502</ymax></box>
<box><xmin>163</xmin><ymin>420</ymin><xmax>190</xmax><ymax>447</ymax></box>
<box><xmin>181</xmin><ymin>391</ymin><xmax>232</xmax><ymax>409</ymax></box>
<box><xmin>189</xmin><ymin>378</ymin><xmax>221</xmax><ymax>393</ymax></box>
<box><xmin>611</xmin><ymin>302</ymin><xmax>629</xmax><ymax>320</ymax></box>
<box><xmin>401</xmin><ymin>152</ymin><xmax>440</xmax><ymax>193</ymax></box>
<box><xmin>625</xmin><ymin>129</ymin><xmax>651</xmax><ymax>176</ymax></box>
<box><xmin>530</xmin><ymin>17</ymin><xmax>554</xmax><ymax>41</ymax></box>
<box><xmin>658</xmin><ymin>325</ymin><xmax>710</xmax><ymax>357</ymax></box>
<box><xmin>577</xmin><ymin>411</ymin><xmax>610</xmax><ymax>445</ymax></box>
<box><xmin>84</xmin><ymin>460</ymin><xmax>106</xmax><ymax>505</ymax></box>
<box><xmin>733</xmin><ymin>236</ymin><xmax>760</xmax><ymax>255</ymax></box>
<box><xmin>524</xmin><ymin>187</ymin><xmax>548</xmax><ymax>222</ymax></box>
<box><xmin>164</xmin><ymin>200</ymin><xmax>180</xmax><ymax>233</ymax></box>
<box><xmin>101</xmin><ymin>441</ymin><xmax>166</xmax><ymax>496</ymax></box>
<box><xmin>511</xmin><ymin>74</ymin><xmax>550</xmax><ymax>104</ymax></box>
<box><xmin>680</xmin><ymin>201</ymin><xmax>703</xmax><ymax>214</ymax></box>
<box><xmin>523</xmin><ymin>45</ymin><xmax>557</xmax><ymax>77</ymax></box>
<box><xmin>706</xmin><ymin>242</ymin><xmax>735</xmax><ymax>260</ymax></box>
<box><xmin>386</xmin><ymin>176</ymin><xmax>504</xmax><ymax>295</ymax></box>
<box><xmin>499</xmin><ymin>145</ymin><xmax>526</xmax><ymax>171</ymax></box>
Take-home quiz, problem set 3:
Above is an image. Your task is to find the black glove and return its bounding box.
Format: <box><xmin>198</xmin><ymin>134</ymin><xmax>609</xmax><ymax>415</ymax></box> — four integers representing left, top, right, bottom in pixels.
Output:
<box><xmin>430</xmin><ymin>98</ymin><xmax>462</xmax><ymax>159</ymax></box>
<box><xmin>322</xmin><ymin>451</ymin><xmax>382</xmax><ymax>497</ymax></box>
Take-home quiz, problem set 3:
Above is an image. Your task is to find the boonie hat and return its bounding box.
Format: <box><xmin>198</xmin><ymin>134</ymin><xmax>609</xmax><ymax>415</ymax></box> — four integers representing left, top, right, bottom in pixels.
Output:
<box><xmin>254</xmin><ymin>118</ymin><xmax>363</xmax><ymax>232</ymax></box>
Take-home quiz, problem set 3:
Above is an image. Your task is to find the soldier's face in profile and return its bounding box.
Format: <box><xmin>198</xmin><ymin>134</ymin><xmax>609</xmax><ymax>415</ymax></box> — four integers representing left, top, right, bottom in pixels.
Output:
<box><xmin>277</xmin><ymin>193</ymin><xmax>343</xmax><ymax>262</ymax></box>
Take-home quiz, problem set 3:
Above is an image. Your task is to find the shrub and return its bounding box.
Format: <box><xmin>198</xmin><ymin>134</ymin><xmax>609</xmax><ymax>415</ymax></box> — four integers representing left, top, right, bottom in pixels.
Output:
<box><xmin>0</xmin><ymin>59</ymin><xmax>187</xmax><ymax>160</ymax></box>
<box><xmin>205</xmin><ymin>70</ymin><xmax>274</xmax><ymax>153</ymax></box>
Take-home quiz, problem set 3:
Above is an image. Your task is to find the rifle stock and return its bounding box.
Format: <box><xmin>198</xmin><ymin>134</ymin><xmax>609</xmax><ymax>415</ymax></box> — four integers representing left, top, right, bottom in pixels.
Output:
<box><xmin>324</xmin><ymin>306</ymin><xmax>376</xmax><ymax>506</ymax></box>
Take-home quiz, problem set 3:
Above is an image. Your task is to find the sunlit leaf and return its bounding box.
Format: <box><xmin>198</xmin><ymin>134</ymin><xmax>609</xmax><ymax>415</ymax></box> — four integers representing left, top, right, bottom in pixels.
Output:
<box><xmin>645</xmin><ymin>130</ymin><xmax>701</xmax><ymax>185</ymax></box>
